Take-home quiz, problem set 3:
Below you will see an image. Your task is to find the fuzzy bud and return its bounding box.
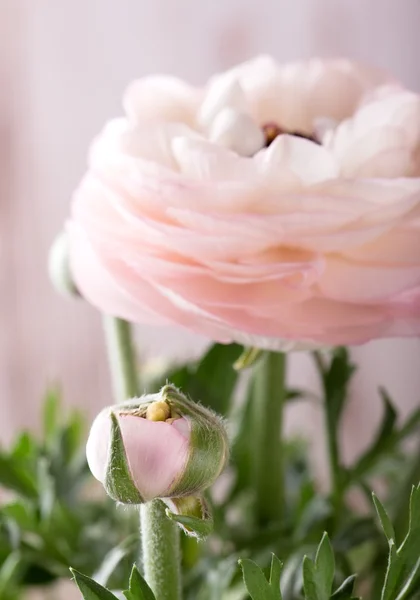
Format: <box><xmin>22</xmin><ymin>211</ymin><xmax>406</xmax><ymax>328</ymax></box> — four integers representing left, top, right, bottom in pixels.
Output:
<box><xmin>48</xmin><ymin>231</ymin><xmax>79</xmax><ymax>298</ymax></box>
<box><xmin>86</xmin><ymin>385</ymin><xmax>229</xmax><ymax>504</ymax></box>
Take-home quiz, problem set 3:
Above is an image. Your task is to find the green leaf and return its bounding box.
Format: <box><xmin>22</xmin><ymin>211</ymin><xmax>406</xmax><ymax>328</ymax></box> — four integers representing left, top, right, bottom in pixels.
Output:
<box><xmin>43</xmin><ymin>387</ymin><xmax>61</xmax><ymax>443</ymax></box>
<box><xmin>372</xmin><ymin>494</ymin><xmax>395</xmax><ymax>542</ymax></box>
<box><xmin>331</xmin><ymin>575</ymin><xmax>359</xmax><ymax>599</ymax></box>
<box><xmin>38</xmin><ymin>457</ymin><xmax>56</xmax><ymax>519</ymax></box>
<box><xmin>158</xmin><ymin>344</ymin><xmax>243</xmax><ymax>416</ymax></box>
<box><xmin>0</xmin><ymin>552</ymin><xmax>22</xmax><ymax>596</ymax></box>
<box><xmin>379</xmin><ymin>484</ymin><xmax>420</xmax><ymax>600</ymax></box>
<box><xmin>1</xmin><ymin>501</ymin><xmax>36</xmax><ymax>531</ymax></box>
<box><xmin>269</xmin><ymin>554</ymin><xmax>283</xmax><ymax>593</ymax></box>
<box><xmin>71</xmin><ymin>569</ymin><xmax>120</xmax><ymax>600</ymax></box>
<box><xmin>239</xmin><ymin>555</ymin><xmax>283</xmax><ymax>600</ymax></box>
<box><xmin>0</xmin><ymin>452</ymin><xmax>37</xmax><ymax>498</ymax></box>
<box><xmin>123</xmin><ymin>565</ymin><xmax>155</xmax><ymax>600</ymax></box>
<box><xmin>320</xmin><ymin>348</ymin><xmax>356</xmax><ymax>431</ymax></box>
<box><xmin>191</xmin><ymin>343</ymin><xmax>243</xmax><ymax>414</ymax></box>
<box><xmin>302</xmin><ymin>533</ymin><xmax>335</xmax><ymax>600</ymax></box>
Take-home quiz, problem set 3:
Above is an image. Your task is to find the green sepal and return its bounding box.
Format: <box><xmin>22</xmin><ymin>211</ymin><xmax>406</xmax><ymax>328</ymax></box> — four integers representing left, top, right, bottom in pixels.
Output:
<box><xmin>161</xmin><ymin>385</ymin><xmax>229</xmax><ymax>498</ymax></box>
<box><xmin>104</xmin><ymin>413</ymin><xmax>144</xmax><ymax>505</ymax></box>
<box><xmin>164</xmin><ymin>495</ymin><xmax>213</xmax><ymax>540</ymax></box>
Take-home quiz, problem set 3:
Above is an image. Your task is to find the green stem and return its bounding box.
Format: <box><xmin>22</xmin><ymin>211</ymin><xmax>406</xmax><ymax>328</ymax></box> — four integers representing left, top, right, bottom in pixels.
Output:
<box><xmin>252</xmin><ymin>351</ymin><xmax>286</xmax><ymax>526</ymax></box>
<box><xmin>103</xmin><ymin>316</ymin><xmax>181</xmax><ymax>600</ymax></box>
<box><xmin>103</xmin><ymin>315</ymin><xmax>139</xmax><ymax>402</ymax></box>
<box><xmin>313</xmin><ymin>351</ymin><xmax>343</xmax><ymax>523</ymax></box>
<box><xmin>141</xmin><ymin>500</ymin><xmax>182</xmax><ymax>600</ymax></box>
<box><xmin>325</xmin><ymin>393</ymin><xmax>342</xmax><ymax>518</ymax></box>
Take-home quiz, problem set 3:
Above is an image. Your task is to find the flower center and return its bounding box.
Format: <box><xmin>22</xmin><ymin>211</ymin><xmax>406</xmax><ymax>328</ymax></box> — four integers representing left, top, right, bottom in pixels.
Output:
<box><xmin>262</xmin><ymin>122</ymin><xmax>320</xmax><ymax>147</ymax></box>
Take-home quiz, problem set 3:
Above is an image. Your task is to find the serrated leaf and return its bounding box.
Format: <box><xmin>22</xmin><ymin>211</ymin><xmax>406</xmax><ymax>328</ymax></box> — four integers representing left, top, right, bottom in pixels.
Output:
<box><xmin>123</xmin><ymin>565</ymin><xmax>155</xmax><ymax>600</ymax></box>
<box><xmin>303</xmin><ymin>557</ymin><xmax>318</xmax><ymax>600</ymax></box>
<box><xmin>379</xmin><ymin>484</ymin><xmax>420</xmax><ymax>600</ymax></box>
<box><xmin>372</xmin><ymin>494</ymin><xmax>395</xmax><ymax>541</ymax></box>
<box><xmin>302</xmin><ymin>533</ymin><xmax>335</xmax><ymax>600</ymax></box>
<box><xmin>270</xmin><ymin>554</ymin><xmax>283</xmax><ymax>591</ymax></box>
<box><xmin>239</xmin><ymin>556</ymin><xmax>283</xmax><ymax>600</ymax></box>
<box><xmin>315</xmin><ymin>533</ymin><xmax>335</xmax><ymax>594</ymax></box>
<box><xmin>71</xmin><ymin>569</ymin><xmax>120</xmax><ymax>600</ymax></box>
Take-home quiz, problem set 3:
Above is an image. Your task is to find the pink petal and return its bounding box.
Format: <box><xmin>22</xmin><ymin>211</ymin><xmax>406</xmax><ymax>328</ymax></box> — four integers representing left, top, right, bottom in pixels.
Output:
<box><xmin>123</xmin><ymin>75</ymin><xmax>200</xmax><ymax>127</ymax></box>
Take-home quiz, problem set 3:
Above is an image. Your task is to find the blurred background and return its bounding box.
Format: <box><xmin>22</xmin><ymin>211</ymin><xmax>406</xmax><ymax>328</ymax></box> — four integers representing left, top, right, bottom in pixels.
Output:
<box><xmin>1</xmin><ymin>0</ymin><xmax>420</xmax><ymax>486</ymax></box>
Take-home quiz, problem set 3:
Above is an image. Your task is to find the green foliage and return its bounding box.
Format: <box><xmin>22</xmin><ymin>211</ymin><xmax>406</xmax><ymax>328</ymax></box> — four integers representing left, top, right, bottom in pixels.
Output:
<box><xmin>0</xmin><ymin>390</ymin><xmax>137</xmax><ymax>595</ymax></box>
<box><xmin>3</xmin><ymin>345</ymin><xmax>420</xmax><ymax>600</ymax></box>
<box><xmin>374</xmin><ymin>485</ymin><xmax>420</xmax><ymax>600</ymax></box>
<box><xmin>241</xmin><ymin>535</ymin><xmax>360</xmax><ymax>600</ymax></box>
<box><xmin>239</xmin><ymin>554</ymin><xmax>283</xmax><ymax>600</ymax></box>
<box><xmin>145</xmin><ymin>343</ymin><xmax>243</xmax><ymax>415</ymax></box>
<box><xmin>123</xmin><ymin>565</ymin><xmax>156</xmax><ymax>600</ymax></box>
<box><xmin>72</xmin><ymin>565</ymin><xmax>156</xmax><ymax>600</ymax></box>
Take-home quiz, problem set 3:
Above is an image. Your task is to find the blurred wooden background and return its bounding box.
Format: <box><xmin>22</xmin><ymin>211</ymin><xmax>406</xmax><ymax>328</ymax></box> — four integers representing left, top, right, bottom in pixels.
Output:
<box><xmin>1</xmin><ymin>0</ymin><xmax>420</xmax><ymax>491</ymax></box>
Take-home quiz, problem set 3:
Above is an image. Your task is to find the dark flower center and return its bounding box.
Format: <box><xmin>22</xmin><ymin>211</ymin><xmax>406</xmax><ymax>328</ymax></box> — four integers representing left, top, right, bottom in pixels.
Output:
<box><xmin>262</xmin><ymin>122</ymin><xmax>320</xmax><ymax>147</ymax></box>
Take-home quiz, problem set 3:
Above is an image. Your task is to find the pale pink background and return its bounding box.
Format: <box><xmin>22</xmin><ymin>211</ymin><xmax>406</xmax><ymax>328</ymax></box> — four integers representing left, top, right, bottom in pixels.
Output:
<box><xmin>1</xmin><ymin>3</ymin><xmax>420</xmax><ymax>596</ymax></box>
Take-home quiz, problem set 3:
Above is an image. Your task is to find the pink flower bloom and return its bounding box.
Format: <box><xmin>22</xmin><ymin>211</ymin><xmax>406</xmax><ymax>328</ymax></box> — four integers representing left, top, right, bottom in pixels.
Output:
<box><xmin>68</xmin><ymin>56</ymin><xmax>420</xmax><ymax>349</ymax></box>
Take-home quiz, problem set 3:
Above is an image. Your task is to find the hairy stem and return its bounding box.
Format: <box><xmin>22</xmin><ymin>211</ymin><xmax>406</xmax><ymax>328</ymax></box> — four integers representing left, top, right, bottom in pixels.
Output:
<box><xmin>103</xmin><ymin>316</ymin><xmax>181</xmax><ymax>599</ymax></box>
<box><xmin>141</xmin><ymin>500</ymin><xmax>182</xmax><ymax>600</ymax></box>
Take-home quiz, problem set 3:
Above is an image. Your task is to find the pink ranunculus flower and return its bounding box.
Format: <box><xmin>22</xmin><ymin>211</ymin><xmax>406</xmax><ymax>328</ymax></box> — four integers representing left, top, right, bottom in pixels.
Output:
<box><xmin>68</xmin><ymin>56</ymin><xmax>420</xmax><ymax>349</ymax></box>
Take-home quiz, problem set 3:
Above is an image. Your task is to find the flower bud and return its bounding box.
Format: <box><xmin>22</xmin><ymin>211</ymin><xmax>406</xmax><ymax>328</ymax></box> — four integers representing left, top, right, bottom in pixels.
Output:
<box><xmin>48</xmin><ymin>231</ymin><xmax>79</xmax><ymax>298</ymax></box>
<box><xmin>86</xmin><ymin>385</ymin><xmax>229</xmax><ymax>504</ymax></box>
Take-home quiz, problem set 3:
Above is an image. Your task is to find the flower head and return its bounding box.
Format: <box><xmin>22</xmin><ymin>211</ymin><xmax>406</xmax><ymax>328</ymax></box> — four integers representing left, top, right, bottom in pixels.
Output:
<box><xmin>69</xmin><ymin>56</ymin><xmax>420</xmax><ymax>349</ymax></box>
<box><xmin>86</xmin><ymin>386</ymin><xmax>229</xmax><ymax>504</ymax></box>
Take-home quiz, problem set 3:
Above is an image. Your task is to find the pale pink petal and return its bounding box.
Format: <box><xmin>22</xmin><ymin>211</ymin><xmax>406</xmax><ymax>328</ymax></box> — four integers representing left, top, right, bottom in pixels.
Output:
<box><xmin>123</xmin><ymin>75</ymin><xmax>200</xmax><ymax>126</ymax></box>
<box><xmin>254</xmin><ymin>135</ymin><xmax>338</xmax><ymax>185</ymax></box>
<box><xmin>171</xmin><ymin>137</ymin><xmax>257</xmax><ymax>181</ymax></box>
<box><xmin>318</xmin><ymin>257</ymin><xmax>420</xmax><ymax>302</ymax></box>
<box><xmin>327</xmin><ymin>90</ymin><xmax>420</xmax><ymax>178</ymax></box>
<box><xmin>118</xmin><ymin>415</ymin><xmax>190</xmax><ymax>500</ymax></box>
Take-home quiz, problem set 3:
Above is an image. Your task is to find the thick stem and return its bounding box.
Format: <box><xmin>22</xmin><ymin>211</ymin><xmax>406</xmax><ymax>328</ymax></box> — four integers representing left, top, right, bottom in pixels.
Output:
<box><xmin>252</xmin><ymin>351</ymin><xmax>286</xmax><ymax>526</ymax></box>
<box><xmin>103</xmin><ymin>316</ymin><xmax>181</xmax><ymax>600</ymax></box>
<box><xmin>103</xmin><ymin>315</ymin><xmax>139</xmax><ymax>402</ymax></box>
<box><xmin>141</xmin><ymin>500</ymin><xmax>182</xmax><ymax>600</ymax></box>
